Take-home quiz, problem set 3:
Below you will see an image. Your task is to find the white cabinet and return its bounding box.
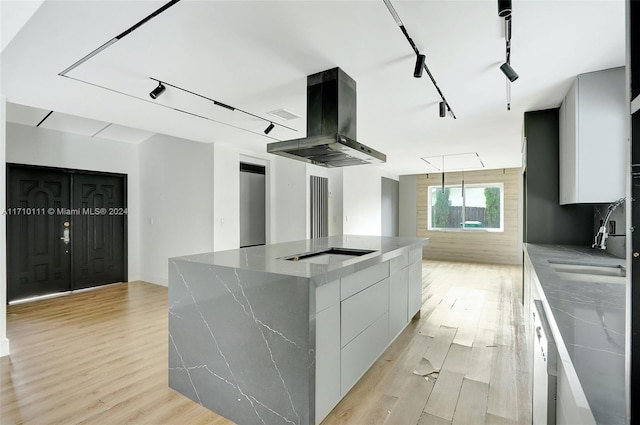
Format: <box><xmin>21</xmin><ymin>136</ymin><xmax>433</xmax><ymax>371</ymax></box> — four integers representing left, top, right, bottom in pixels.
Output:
<box><xmin>389</xmin><ymin>266</ymin><xmax>409</xmax><ymax>338</ymax></box>
<box><xmin>407</xmin><ymin>248</ymin><xmax>423</xmax><ymax>320</ymax></box>
<box><xmin>314</xmin><ymin>251</ymin><xmax>423</xmax><ymax>424</ymax></box>
<box><xmin>559</xmin><ymin>67</ymin><xmax>626</xmax><ymax>204</ymax></box>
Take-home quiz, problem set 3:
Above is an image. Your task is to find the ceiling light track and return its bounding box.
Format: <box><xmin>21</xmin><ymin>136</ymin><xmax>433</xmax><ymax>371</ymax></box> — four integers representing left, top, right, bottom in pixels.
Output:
<box><xmin>149</xmin><ymin>77</ymin><xmax>297</xmax><ymax>132</ymax></box>
<box><xmin>36</xmin><ymin>110</ymin><xmax>54</xmax><ymax>127</ymax></box>
<box><xmin>59</xmin><ymin>0</ymin><xmax>181</xmax><ymax>76</ymax></box>
<box><xmin>56</xmin><ymin>0</ymin><xmax>296</xmax><ymax>140</ymax></box>
<box><xmin>382</xmin><ymin>0</ymin><xmax>456</xmax><ymax>119</ymax></box>
<box><xmin>498</xmin><ymin>1</ymin><xmax>518</xmax><ymax>110</ymax></box>
<box><xmin>58</xmin><ymin>74</ymin><xmax>283</xmax><ymax>141</ymax></box>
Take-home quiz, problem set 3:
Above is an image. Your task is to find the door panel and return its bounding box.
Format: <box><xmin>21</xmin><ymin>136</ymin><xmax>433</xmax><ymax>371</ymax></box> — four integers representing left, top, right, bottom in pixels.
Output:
<box><xmin>7</xmin><ymin>166</ymin><xmax>72</xmax><ymax>301</ymax></box>
<box><xmin>72</xmin><ymin>173</ymin><xmax>126</xmax><ymax>289</ymax></box>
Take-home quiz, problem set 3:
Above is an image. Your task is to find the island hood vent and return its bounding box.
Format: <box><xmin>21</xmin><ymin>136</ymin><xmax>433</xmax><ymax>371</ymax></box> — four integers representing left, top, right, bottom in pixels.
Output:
<box><xmin>267</xmin><ymin>67</ymin><xmax>386</xmax><ymax>167</ymax></box>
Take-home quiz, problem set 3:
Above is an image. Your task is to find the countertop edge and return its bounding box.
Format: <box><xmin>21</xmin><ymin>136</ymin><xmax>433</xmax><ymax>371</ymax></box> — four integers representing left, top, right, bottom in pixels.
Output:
<box><xmin>524</xmin><ymin>243</ymin><xmax>626</xmax><ymax>425</ymax></box>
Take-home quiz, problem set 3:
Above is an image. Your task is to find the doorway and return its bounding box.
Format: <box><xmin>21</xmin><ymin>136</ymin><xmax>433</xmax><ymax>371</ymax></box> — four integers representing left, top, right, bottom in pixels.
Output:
<box><xmin>6</xmin><ymin>164</ymin><xmax>127</xmax><ymax>302</ymax></box>
<box><xmin>239</xmin><ymin>162</ymin><xmax>266</xmax><ymax>248</ymax></box>
<box><xmin>382</xmin><ymin>177</ymin><xmax>399</xmax><ymax>237</ymax></box>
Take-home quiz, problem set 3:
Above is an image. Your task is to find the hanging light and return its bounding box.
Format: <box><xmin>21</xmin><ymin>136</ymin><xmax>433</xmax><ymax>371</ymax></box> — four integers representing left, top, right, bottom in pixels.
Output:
<box><xmin>439</xmin><ymin>101</ymin><xmax>446</xmax><ymax>118</ymax></box>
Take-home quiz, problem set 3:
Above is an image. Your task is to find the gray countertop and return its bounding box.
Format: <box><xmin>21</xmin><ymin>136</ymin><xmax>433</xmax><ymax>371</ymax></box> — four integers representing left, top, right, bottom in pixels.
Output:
<box><xmin>525</xmin><ymin>244</ymin><xmax>626</xmax><ymax>425</ymax></box>
<box><xmin>173</xmin><ymin>235</ymin><xmax>428</xmax><ymax>286</ymax></box>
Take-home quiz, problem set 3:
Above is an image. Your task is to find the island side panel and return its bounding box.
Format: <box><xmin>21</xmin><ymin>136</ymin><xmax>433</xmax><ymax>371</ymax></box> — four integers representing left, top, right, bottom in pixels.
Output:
<box><xmin>168</xmin><ymin>259</ymin><xmax>312</xmax><ymax>425</ymax></box>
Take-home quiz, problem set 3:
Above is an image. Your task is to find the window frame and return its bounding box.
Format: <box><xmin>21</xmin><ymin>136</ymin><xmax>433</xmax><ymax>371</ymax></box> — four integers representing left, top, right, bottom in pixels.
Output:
<box><xmin>426</xmin><ymin>182</ymin><xmax>505</xmax><ymax>232</ymax></box>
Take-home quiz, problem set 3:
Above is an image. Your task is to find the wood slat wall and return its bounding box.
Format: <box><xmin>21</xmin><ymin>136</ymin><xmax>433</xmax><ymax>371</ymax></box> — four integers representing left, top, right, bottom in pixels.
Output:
<box><xmin>416</xmin><ymin>168</ymin><xmax>521</xmax><ymax>265</ymax></box>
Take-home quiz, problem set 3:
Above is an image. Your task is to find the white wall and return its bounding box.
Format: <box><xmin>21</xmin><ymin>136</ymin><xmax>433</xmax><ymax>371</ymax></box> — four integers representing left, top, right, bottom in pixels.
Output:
<box><xmin>342</xmin><ymin>167</ymin><xmax>398</xmax><ymax>236</ymax></box>
<box><xmin>212</xmin><ymin>144</ymin><xmax>240</xmax><ymax>251</ymax></box>
<box><xmin>139</xmin><ymin>134</ymin><xmax>214</xmax><ymax>285</ymax></box>
<box><xmin>1</xmin><ymin>97</ymin><xmax>9</xmax><ymax>357</ymax></box>
<box><xmin>5</xmin><ymin>122</ymin><xmax>141</xmax><ymax>281</ymax></box>
<box><xmin>271</xmin><ymin>156</ymin><xmax>307</xmax><ymax>243</ymax></box>
<box><xmin>399</xmin><ymin>175</ymin><xmax>417</xmax><ymax>237</ymax></box>
<box><xmin>305</xmin><ymin>164</ymin><xmax>344</xmax><ymax>237</ymax></box>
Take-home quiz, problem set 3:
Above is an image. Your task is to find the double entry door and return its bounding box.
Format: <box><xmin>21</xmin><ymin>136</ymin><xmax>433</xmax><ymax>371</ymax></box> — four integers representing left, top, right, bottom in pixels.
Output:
<box><xmin>7</xmin><ymin>164</ymin><xmax>127</xmax><ymax>302</ymax></box>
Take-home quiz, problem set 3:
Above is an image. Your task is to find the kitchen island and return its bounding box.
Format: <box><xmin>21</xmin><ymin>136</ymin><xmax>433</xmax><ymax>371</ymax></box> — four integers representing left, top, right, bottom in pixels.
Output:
<box><xmin>168</xmin><ymin>235</ymin><xmax>428</xmax><ymax>425</ymax></box>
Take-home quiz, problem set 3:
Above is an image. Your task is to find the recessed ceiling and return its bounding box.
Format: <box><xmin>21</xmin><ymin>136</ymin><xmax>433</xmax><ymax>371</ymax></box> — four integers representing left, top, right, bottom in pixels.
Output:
<box><xmin>0</xmin><ymin>0</ymin><xmax>625</xmax><ymax>175</ymax></box>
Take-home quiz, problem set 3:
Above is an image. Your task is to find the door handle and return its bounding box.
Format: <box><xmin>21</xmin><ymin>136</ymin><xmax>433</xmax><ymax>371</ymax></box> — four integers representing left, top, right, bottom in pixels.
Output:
<box><xmin>60</xmin><ymin>228</ymin><xmax>70</xmax><ymax>244</ymax></box>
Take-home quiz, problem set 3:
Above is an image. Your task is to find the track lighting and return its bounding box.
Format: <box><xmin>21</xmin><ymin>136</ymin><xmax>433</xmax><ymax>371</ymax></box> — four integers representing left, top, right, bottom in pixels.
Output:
<box><xmin>439</xmin><ymin>101</ymin><xmax>446</xmax><ymax>118</ymax></box>
<box><xmin>383</xmin><ymin>0</ymin><xmax>456</xmax><ymax>118</ymax></box>
<box><xmin>414</xmin><ymin>54</ymin><xmax>426</xmax><ymax>78</ymax></box>
<box><xmin>149</xmin><ymin>82</ymin><xmax>166</xmax><ymax>99</ymax></box>
<box><xmin>264</xmin><ymin>122</ymin><xmax>275</xmax><ymax>135</ymax></box>
<box><xmin>498</xmin><ymin>0</ymin><xmax>512</xmax><ymax>18</ymax></box>
<box><xmin>500</xmin><ymin>62</ymin><xmax>519</xmax><ymax>82</ymax></box>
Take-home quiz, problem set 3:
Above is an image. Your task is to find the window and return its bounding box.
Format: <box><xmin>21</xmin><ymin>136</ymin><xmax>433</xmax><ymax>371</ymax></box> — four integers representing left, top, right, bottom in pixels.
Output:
<box><xmin>428</xmin><ymin>183</ymin><xmax>504</xmax><ymax>231</ymax></box>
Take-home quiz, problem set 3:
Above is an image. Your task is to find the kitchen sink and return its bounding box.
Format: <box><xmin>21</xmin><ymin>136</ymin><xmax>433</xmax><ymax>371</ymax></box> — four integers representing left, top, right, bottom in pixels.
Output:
<box><xmin>283</xmin><ymin>248</ymin><xmax>376</xmax><ymax>265</ymax></box>
<box><xmin>548</xmin><ymin>260</ymin><xmax>626</xmax><ymax>284</ymax></box>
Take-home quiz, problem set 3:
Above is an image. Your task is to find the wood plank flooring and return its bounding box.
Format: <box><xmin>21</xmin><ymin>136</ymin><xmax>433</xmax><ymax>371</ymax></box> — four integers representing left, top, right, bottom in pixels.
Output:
<box><xmin>322</xmin><ymin>261</ymin><xmax>530</xmax><ymax>425</ymax></box>
<box><xmin>0</xmin><ymin>260</ymin><xmax>530</xmax><ymax>425</ymax></box>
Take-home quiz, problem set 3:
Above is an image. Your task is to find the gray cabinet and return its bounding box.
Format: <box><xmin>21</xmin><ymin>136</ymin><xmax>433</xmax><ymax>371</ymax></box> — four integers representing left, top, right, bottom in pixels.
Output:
<box><xmin>559</xmin><ymin>67</ymin><xmax>626</xmax><ymax>204</ymax></box>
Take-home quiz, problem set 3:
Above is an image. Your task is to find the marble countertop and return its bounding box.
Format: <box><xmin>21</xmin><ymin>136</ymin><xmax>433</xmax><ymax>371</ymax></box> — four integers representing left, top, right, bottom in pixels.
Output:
<box><xmin>172</xmin><ymin>235</ymin><xmax>428</xmax><ymax>286</ymax></box>
<box><xmin>525</xmin><ymin>244</ymin><xmax>626</xmax><ymax>425</ymax></box>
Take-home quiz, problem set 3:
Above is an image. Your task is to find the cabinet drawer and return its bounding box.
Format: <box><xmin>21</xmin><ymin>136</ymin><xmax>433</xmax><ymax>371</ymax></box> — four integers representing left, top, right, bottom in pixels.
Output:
<box><xmin>341</xmin><ymin>262</ymin><xmax>389</xmax><ymax>300</ymax></box>
<box><xmin>315</xmin><ymin>303</ymin><xmax>341</xmax><ymax>425</ymax></box>
<box><xmin>316</xmin><ymin>279</ymin><xmax>340</xmax><ymax>313</ymax></box>
<box><xmin>390</xmin><ymin>252</ymin><xmax>409</xmax><ymax>273</ymax></box>
<box><xmin>409</xmin><ymin>247</ymin><xmax>422</xmax><ymax>264</ymax></box>
<box><xmin>389</xmin><ymin>267</ymin><xmax>409</xmax><ymax>339</ymax></box>
<box><xmin>340</xmin><ymin>312</ymin><xmax>389</xmax><ymax>395</ymax></box>
<box><xmin>341</xmin><ymin>278</ymin><xmax>389</xmax><ymax>347</ymax></box>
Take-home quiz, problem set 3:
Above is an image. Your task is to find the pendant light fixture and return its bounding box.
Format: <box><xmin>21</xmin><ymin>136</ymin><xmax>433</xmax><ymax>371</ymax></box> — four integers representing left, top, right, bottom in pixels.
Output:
<box><xmin>439</xmin><ymin>101</ymin><xmax>446</xmax><ymax>118</ymax></box>
<box><xmin>441</xmin><ymin>155</ymin><xmax>445</xmax><ymax>192</ymax></box>
<box><xmin>264</xmin><ymin>122</ymin><xmax>275</xmax><ymax>135</ymax></box>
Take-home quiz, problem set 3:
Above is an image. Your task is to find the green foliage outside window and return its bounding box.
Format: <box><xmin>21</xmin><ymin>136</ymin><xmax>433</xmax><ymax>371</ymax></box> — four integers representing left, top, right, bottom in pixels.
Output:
<box><xmin>484</xmin><ymin>187</ymin><xmax>501</xmax><ymax>228</ymax></box>
<box><xmin>433</xmin><ymin>188</ymin><xmax>451</xmax><ymax>228</ymax></box>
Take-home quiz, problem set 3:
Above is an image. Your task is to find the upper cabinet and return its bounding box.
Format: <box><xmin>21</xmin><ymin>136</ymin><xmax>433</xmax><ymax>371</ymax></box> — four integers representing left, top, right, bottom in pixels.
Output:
<box><xmin>559</xmin><ymin>67</ymin><xmax>626</xmax><ymax>204</ymax></box>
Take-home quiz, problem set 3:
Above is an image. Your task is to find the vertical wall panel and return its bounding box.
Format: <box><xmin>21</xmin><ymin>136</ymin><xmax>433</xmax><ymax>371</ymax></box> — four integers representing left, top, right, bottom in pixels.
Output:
<box><xmin>311</xmin><ymin>175</ymin><xmax>328</xmax><ymax>239</ymax></box>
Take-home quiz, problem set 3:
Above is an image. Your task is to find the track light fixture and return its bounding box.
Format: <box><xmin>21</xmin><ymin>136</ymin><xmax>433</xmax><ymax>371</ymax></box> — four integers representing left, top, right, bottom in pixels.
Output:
<box><xmin>149</xmin><ymin>82</ymin><xmax>166</xmax><ymax>99</ymax></box>
<box><xmin>264</xmin><ymin>122</ymin><xmax>275</xmax><ymax>135</ymax></box>
<box><xmin>414</xmin><ymin>54</ymin><xmax>426</xmax><ymax>78</ymax></box>
<box><xmin>497</xmin><ymin>0</ymin><xmax>512</xmax><ymax>18</ymax></box>
<box><xmin>382</xmin><ymin>0</ymin><xmax>456</xmax><ymax>118</ymax></box>
<box><xmin>439</xmin><ymin>101</ymin><xmax>446</xmax><ymax>118</ymax></box>
<box><xmin>500</xmin><ymin>62</ymin><xmax>519</xmax><ymax>82</ymax></box>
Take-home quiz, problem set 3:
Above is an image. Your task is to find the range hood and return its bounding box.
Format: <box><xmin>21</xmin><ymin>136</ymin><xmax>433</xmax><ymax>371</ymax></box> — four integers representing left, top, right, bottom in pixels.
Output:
<box><xmin>267</xmin><ymin>68</ymin><xmax>386</xmax><ymax>167</ymax></box>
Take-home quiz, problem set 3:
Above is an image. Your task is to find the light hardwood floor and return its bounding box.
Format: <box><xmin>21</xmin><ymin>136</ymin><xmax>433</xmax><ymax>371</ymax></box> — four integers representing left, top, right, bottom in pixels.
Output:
<box><xmin>1</xmin><ymin>261</ymin><xmax>530</xmax><ymax>425</ymax></box>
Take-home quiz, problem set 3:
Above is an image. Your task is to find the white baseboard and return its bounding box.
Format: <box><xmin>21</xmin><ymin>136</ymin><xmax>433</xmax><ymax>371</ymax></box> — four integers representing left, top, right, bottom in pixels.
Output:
<box><xmin>138</xmin><ymin>275</ymin><xmax>168</xmax><ymax>287</ymax></box>
<box><xmin>0</xmin><ymin>338</ymin><xmax>10</xmax><ymax>357</ymax></box>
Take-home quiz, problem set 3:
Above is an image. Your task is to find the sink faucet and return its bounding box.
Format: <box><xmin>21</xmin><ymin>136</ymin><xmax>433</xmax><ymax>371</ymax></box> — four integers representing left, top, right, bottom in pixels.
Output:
<box><xmin>592</xmin><ymin>197</ymin><xmax>625</xmax><ymax>250</ymax></box>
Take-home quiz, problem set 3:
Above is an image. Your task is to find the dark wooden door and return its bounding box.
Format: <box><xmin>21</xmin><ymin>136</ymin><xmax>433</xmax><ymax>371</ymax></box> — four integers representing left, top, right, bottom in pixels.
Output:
<box><xmin>72</xmin><ymin>173</ymin><xmax>126</xmax><ymax>290</ymax></box>
<box><xmin>7</xmin><ymin>166</ymin><xmax>72</xmax><ymax>301</ymax></box>
<box><xmin>6</xmin><ymin>165</ymin><xmax>127</xmax><ymax>302</ymax></box>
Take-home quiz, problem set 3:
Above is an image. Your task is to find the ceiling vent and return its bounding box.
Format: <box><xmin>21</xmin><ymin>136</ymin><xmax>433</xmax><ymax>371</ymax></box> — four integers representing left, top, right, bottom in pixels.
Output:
<box><xmin>268</xmin><ymin>108</ymin><xmax>300</xmax><ymax>121</ymax></box>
